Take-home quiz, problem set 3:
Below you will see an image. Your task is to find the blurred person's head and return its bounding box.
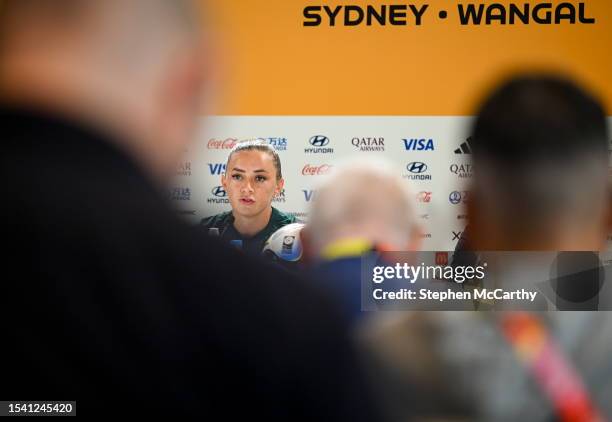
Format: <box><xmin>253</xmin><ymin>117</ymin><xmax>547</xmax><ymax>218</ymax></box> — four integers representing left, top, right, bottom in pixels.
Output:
<box><xmin>468</xmin><ymin>74</ymin><xmax>609</xmax><ymax>250</ymax></box>
<box><xmin>0</xmin><ymin>0</ymin><xmax>207</xmax><ymax>181</ymax></box>
<box><xmin>221</xmin><ymin>140</ymin><xmax>284</xmax><ymax>230</ymax></box>
<box><xmin>305</xmin><ymin>158</ymin><xmax>419</xmax><ymax>259</ymax></box>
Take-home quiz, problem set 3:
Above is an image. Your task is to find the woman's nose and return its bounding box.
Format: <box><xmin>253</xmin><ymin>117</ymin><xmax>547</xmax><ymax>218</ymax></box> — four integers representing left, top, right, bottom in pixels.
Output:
<box><xmin>241</xmin><ymin>180</ymin><xmax>254</xmax><ymax>193</ymax></box>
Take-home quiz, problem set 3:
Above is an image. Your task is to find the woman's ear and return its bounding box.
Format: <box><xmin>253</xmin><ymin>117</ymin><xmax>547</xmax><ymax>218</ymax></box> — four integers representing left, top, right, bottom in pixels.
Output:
<box><xmin>275</xmin><ymin>178</ymin><xmax>285</xmax><ymax>196</ymax></box>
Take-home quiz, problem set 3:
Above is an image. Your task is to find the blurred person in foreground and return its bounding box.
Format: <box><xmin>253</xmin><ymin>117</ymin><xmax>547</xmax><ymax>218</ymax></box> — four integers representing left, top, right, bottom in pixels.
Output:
<box><xmin>360</xmin><ymin>75</ymin><xmax>612</xmax><ymax>421</ymax></box>
<box><xmin>0</xmin><ymin>1</ymin><xmax>378</xmax><ymax>419</ymax></box>
<box><xmin>200</xmin><ymin>139</ymin><xmax>297</xmax><ymax>255</ymax></box>
<box><xmin>302</xmin><ymin>159</ymin><xmax>421</xmax><ymax>322</ymax></box>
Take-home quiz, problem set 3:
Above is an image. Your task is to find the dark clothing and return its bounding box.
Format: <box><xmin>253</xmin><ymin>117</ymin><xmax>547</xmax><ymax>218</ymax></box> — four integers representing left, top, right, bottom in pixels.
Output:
<box><xmin>311</xmin><ymin>257</ymin><xmax>365</xmax><ymax>323</ymax></box>
<box><xmin>451</xmin><ymin>223</ymin><xmax>479</xmax><ymax>268</ymax></box>
<box><xmin>200</xmin><ymin>207</ymin><xmax>296</xmax><ymax>256</ymax></box>
<box><xmin>311</xmin><ymin>255</ymin><xmax>413</xmax><ymax>323</ymax></box>
<box><xmin>0</xmin><ymin>107</ymin><xmax>379</xmax><ymax>420</ymax></box>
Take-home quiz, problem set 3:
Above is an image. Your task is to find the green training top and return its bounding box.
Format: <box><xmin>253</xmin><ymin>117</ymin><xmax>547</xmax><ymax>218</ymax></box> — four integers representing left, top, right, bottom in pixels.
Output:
<box><xmin>200</xmin><ymin>207</ymin><xmax>297</xmax><ymax>256</ymax></box>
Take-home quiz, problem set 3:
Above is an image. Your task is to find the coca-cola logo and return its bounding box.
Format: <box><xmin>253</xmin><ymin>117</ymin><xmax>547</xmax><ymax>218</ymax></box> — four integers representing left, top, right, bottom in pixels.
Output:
<box><xmin>207</xmin><ymin>138</ymin><xmax>238</xmax><ymax>149</ymax></box>
<box><xmin>302</xmin><ymin>164</ymin><xmax>333</xmax><ymax>175</ymax></box>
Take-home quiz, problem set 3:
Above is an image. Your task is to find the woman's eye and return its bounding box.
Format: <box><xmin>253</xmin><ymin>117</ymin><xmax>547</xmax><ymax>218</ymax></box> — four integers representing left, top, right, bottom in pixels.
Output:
<box><xmin>231</xmin><ymin>174</ymin><xmax>242</xmax><ymax>180</ymax></box>
<box><xmin>255</xmin><ymin>176</ymin><xmax>267</xmax><ymax>182</ymax></box>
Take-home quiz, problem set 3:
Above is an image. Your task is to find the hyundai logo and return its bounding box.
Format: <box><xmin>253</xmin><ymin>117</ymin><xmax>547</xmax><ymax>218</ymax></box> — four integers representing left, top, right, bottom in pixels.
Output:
<box><xmin>212</xmin><ymin>186</ymin><xmax>227</xmax><ymax>198</ymax></box>
<box><xmin>449</xmin><ymin>191</ymin><xmax>462</xmax><ymax>204</ymax></box>
<box><xmin>407</xmin><ymin>162</ymin><xmax>428</xmax><ymax>174</ymax></box>
<box><xmin>309</xmin><ymin>135</ymin><xmax>330</xmax><ymax>147</ymax></box>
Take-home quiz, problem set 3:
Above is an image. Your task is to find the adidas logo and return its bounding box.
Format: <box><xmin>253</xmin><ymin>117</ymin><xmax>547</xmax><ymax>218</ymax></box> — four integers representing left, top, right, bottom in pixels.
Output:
<box><xmin>454</xmin><ymin>136</ymin><xmax>474</xmax><ymax>154</ymax></box>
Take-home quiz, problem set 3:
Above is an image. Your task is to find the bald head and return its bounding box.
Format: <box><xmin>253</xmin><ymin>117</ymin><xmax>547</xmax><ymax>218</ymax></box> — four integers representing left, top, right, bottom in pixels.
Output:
<box><xmin>307</xmin><ymin>159</ymin><xmax>418</xmax><ymax>256</ymax></box>
<box><xmin>0</xmin><ymin>0</ymin><xmax>208</xmax><ymax>182</ymax></box>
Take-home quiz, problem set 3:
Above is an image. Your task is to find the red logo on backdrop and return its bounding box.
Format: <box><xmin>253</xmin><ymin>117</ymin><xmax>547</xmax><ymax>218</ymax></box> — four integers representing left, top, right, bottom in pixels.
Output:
<box><xmin>435</xmin><ymin>252</ymin><xmax>449</xmax><ymax>266</ymax></box>
<box><xmin>417</xmin><ymin>191</ymin><xmax>432</xmax><ymax>203</ymax></box>
<box><xmin>207</xmin><ymin>138</ymin><xmax>238</xmax><ymax>149</ymax></box>
<box><xmin>302</xmin><ymin>164</ymin><xmax>333</xmax><ymax>175</ymax></box>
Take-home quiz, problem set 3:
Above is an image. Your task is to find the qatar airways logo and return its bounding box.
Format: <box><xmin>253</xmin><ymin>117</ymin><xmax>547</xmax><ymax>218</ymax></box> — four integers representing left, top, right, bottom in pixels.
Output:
<box><xmin>207</xmin><ymin>138</ymin><xmax>238</xmax><ymax>149</ymax></box>
<box><xmin>351</xmin><ymin>137</ymin><xmax>385</xmax><ymax>152</ymax></box>
<box><xmin>176</xmin><ymin>161</ymin><xmax>192</xmax><ymax>177</ymax></box>
<box><xmin>302</xmin><ymin>164</ymin><xmax>334</xmax><ymax>176</ymax></box>
<box><xmin>450</xmin><ymin>163</ymin><xmax>473</xmax><ymax>179</ymax></box>
<box><xmin>273</xmin><ymin>189</ymin><xmax>287</xmax><ymax>203</ymax></box>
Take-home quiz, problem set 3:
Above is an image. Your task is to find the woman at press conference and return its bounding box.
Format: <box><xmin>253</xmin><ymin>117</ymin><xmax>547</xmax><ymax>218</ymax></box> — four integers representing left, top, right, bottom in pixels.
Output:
<box><xmin>200</xmin><ymin>139</ymin><xmax>297</xmax><ymax>256</ymax></box>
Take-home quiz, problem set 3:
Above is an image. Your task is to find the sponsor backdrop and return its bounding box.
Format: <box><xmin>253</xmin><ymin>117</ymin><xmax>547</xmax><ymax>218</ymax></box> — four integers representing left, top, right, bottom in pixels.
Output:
<box><xmin>173</xmin><ymin>1</ymin><xmax>612</xmax><ymax>251</ymax></box>
<box><xmin>174</xmin><ymin>117</ymin><xmax>612</xmax><ymax>251</ymax></box>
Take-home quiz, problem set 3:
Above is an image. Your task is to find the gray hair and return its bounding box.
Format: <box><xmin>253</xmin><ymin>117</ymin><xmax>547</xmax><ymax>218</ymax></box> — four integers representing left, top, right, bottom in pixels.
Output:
<box><xmin>308</xmin><ymin>158</ymin><xmax>417</xmax><ymax>254</ymax></box>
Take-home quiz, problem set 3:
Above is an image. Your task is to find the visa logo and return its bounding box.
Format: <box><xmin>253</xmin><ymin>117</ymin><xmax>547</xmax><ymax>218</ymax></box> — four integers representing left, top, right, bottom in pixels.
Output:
<box><xmin>208</xmin><ymin>163</ymin><xmax>227</xmax><ymax>175</ymax></box>
<box><xmin>402</xmin><ymin>138</ymin><xmax>435</xmax><ymax>151</ymax></box>
<box><xmin>302</xmin><ymin>190</ymin><xmax>317</xmax><ymax>202</ymax></box>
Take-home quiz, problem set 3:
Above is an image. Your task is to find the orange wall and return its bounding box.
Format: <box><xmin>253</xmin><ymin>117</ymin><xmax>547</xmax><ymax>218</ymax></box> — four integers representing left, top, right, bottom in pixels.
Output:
<box><xmin>204</xmin><ymin>0</ymin><xmax>612</xmax><ymax>115</ymax></box>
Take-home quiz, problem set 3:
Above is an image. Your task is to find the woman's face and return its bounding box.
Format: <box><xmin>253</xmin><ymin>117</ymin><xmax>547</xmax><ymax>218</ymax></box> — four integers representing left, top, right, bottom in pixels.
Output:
<box><xmin>222</xmin><ymin>150</ymin><xmax>284</xmax><ymax>219</ymax></box>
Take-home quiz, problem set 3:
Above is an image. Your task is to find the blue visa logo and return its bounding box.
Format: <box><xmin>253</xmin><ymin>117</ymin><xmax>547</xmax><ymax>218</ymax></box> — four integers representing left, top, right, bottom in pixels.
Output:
<box><xmin>208</xmin><ymin>163</ymin><xmax>227</xmax><ymax>175</ymax></box>
<box><xmin>402</xmin><ymin>138</ymin><xmax>435</xmax><ymax>151</ymax></box>
<box><xmin>302</xmin><ymin>190</ymin><xmax>317</xmax><ymax>202</ymax></box>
